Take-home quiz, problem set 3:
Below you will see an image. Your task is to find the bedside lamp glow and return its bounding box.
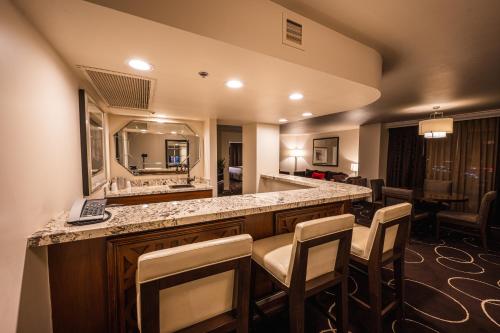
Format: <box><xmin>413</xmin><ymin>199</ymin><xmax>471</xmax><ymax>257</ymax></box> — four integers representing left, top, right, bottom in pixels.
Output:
<box><xmin>350</xmin><ymin>163</ymin><xmax>359</xmax><ymax>176</ymax></box>
<box><xmin>290</xmin><ymin>149</ymin><xmax>305</xmax><ymax>173</ymax></box>
<box><xmin>290</xmin><ymin>149</ymin><xmax>305</xmax><ymax>157</ymax></box>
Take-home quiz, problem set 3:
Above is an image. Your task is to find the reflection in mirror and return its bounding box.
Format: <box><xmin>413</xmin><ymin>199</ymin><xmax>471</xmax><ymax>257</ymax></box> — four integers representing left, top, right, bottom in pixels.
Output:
<box><xmin>114</xmin><ymin>120</ymin><xmax>200</xmax><ymax>175</ymax></box>
<box><xmin>312</xmin><ymin>137</ymin><xmax>339</xmax><ymax>166</ymax></box>
<box><xmin>89</xmin><ymin>103</ymin><xmax>104</xmax><ymax>176</ymax></box>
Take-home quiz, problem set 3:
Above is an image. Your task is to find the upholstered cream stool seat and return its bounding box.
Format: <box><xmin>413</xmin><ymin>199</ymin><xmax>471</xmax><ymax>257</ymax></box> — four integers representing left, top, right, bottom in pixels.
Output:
<box><xmin>348</xmin><ymin>203</ymin><xmax>412</xmax><ymax>333</ymax></box>
<box><xmin>251</xmin><ymin>233</ymin><xmax>293</xmax><ymax>284</ymax></box>
<box><xmin>136</xmin><ymin>234</ymin><xmax>253</xmax><ymax>333</ymax></box>
<box><xmin>251</xmin><ymin>214</ymin><xmax>355</xmax><ymax>333</ymax></box>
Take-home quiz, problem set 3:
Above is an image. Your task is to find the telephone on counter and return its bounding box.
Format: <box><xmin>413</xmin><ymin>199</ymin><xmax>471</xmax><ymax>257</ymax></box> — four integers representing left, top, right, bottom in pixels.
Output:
<box><xmin>68</xmin><ymin>198</ymin><xmax>109</xmax><ymax>225</ymax></box>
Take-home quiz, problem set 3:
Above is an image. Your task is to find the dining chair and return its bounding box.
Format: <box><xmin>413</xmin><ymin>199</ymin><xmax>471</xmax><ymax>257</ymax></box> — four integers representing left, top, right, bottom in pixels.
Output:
<box><xmin>436</xmin><ymin>191</ymin><xmax>497</xmax><ymax>250</ymax></box>
<box><xmin>349</xmin><ymin>203</ymin><xmax>412</xmax><ymax>333</ymax></box>
<box><xmin>370</xmin><ymin>179</ymin><xmax>385</xmax><ymax>215</ymax></box>
<box><xmin>136</xmin><ymin>234</ymin><xmax>252</xmax><ymax>333</ymax></box>
<box><xmin>251</xmin><ymin>214</ymin><xmax>355</xmax><ymax>333</ymax></box>
<box><xmin>382</xmin><ymin>187</ymin><xmax>429</xmax><ymax>241</ymax></box>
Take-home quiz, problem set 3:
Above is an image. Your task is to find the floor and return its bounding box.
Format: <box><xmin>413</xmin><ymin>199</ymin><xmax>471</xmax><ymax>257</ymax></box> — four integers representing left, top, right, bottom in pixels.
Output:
<box><xmin>254</xmin><ymin>203</ymin><xmax>500</xmax><ymax>332</ymax></box>
<box><xmin>218</xmin><ymin>179</ymin><xmax>243</xmax><ymax>196</ymax></box>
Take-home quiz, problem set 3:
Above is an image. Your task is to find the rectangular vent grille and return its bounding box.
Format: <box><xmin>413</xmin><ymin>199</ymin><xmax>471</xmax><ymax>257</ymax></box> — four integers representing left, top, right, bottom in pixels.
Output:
<box><xmin>286</xmin><ymin>19</ymin><xmax>303</xmax><ymax>45</ymax></box>
<box><xmin>80</xmin><ymin>67</ymin><xmax>154</xmax><ymax>110</ymax></box>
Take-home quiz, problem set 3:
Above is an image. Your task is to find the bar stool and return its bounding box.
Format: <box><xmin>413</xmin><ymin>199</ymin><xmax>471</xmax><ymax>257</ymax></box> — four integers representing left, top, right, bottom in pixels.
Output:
<box><xmin>136</xmin><ymin>234</ymin><xmax>252</xmax><ymax>333</ymax></box>
<box><xmin>251</xmin><ymin>214</ymin><xmax>355</xmax><ymax>333</ymax></box>
<box><xmin>349</xmin><ymin>203</ymin><xmax>412</xmax><ymax>333</ymax></box>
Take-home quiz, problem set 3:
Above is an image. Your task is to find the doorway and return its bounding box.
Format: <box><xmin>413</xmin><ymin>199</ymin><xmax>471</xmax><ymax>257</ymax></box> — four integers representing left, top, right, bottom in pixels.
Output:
<box><xmin>217</xmin><ymin>125</ymin><xmax>242</xmax><ymax>196</ymax></box>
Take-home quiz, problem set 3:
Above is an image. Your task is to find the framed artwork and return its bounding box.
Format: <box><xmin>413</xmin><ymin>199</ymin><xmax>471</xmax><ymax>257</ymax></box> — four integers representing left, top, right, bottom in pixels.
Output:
<box><xmin>312</xmin><ymin>137</ymin><xmax>339</xmax><ymax>166</ymax></box>
<box><xmin>313</xmin><ymin>147</ymin><xmax>328</xmax><ymax>164</ymax></box>
<box><xmin>79</xmin><ymin>89</ymin><xmax>107</xmax><ymax>195</ymax></box>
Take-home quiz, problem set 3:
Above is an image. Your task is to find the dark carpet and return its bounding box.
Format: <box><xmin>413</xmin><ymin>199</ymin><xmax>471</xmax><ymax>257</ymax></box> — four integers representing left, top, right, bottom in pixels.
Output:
<box><xmin>254</xmin><ymin>203</ymin><xmax>500</xmax><ymax>333</ymax></box>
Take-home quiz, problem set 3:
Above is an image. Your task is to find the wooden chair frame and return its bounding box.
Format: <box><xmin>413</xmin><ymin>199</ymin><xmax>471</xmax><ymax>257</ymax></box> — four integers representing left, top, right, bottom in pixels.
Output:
<box><xmin>251</xmin><ymin>229</ymin><xmax>353</xmax><ymax>333</ymax></box>
<box><xmin>139</xmin><ymin>255</ymin><xmax>251</xmax><ymax>333</ymax></box>
<box><xmin>349</xmin><ymin>215</ymin><xmax>410</xmax><ymax>333</ymax></box>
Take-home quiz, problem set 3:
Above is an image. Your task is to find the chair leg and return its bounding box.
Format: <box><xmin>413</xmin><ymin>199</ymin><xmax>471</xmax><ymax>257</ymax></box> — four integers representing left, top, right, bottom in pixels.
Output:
<box><xmin>249</xmin><ymin>262</ymin><xmax>257</xmax><ymax>330</ymax></box>
<box><xmin>288</xmin><ymin>293</ymin><xmax>305</xmax><ymax>333</ymax></box>
<box><xmin>407</xmin><ymin>220</ymin><xmax>413</xmax><ymax>244</ymax></box>
<box><xmin>336</xmin><ymin>278</ymin><xmax>349</xmax><ymax>333</ymax></box>
<box><xmin>480</xmin><ymin>229</ymin><xmax>488</xmax><ymax>251</ymax></box>
<box><xmin>393</xmin><ymin>257</ymin><xmax>406</xmax><ymax>331</ymax></box>
<box><xmin>368</xmin><ymin>266</ymin><xmax>383</xmax><ymax>333</ymax></box>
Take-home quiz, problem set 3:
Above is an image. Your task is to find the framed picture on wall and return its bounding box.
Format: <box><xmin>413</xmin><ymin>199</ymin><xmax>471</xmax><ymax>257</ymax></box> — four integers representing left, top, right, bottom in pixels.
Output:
<box><xmin>79</xmin><ymin>89</ymin><xmax>107</xmax><ymax>196</ymax></box>
<box><xmin>312</xmin><ymin>137</ymin><xmax>339</xmax><ymax>166</ymax></box>
<box><xmin>313</xmin><ymin>147</ymin><xmax>328</xmax><ymax>164</ymax></box>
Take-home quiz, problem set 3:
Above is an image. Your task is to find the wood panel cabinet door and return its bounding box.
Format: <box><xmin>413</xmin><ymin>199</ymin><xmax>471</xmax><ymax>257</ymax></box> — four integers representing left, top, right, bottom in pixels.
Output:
<box><xmin>106</xmin><ymin>219</ymin><xmax>244</xmax><ymax>333</ymax></box>
<box><xmin>274</xmin><ymin>202</ymin><xmax>348</xmax><ymax>234</ymax></box>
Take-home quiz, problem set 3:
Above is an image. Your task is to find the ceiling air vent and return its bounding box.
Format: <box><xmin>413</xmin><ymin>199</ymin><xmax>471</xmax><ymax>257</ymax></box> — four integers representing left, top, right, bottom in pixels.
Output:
<box><xmin>79</xmin><ymin>66</ymin><xmax>155</xmax><ymax>111</ymax></box>
<box><xmin>282</xmin><ymin>13</ymin><xmax>304</xmax><ymax>50</ymax></box>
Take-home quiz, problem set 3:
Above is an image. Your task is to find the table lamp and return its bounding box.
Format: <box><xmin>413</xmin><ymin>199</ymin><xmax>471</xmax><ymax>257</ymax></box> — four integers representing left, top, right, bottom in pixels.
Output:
<box><xmin>350</xmin><ymin>163</ymin><xmax>359</xmax><ymax>177</ymax></box>
<box><xmin>290</xmin><ymin>149</ymin><xmax>305</xmax><ymax>173</ymax></box>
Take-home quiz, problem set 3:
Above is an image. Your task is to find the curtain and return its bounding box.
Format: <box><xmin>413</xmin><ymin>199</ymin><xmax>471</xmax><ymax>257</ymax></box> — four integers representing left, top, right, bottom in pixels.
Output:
<box><xmin>229</xmin><ymin>142</ymin><xmax>242</xmax><ymax>166</ymax></box>
<box><xmin>426</xmin><ymin>117</ymin><xmax>499</xmax><ymax>212</ymax></box>
<box><xmin>386</xmin><ymin>126</ymin><xmax>426</xmax><ymax>188</ymax></box>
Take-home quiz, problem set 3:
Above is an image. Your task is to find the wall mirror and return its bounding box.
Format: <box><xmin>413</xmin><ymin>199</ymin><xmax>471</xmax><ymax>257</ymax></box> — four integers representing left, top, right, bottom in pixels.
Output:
<box><xmin>312</xmin><ymin>137</ymin><xmax>339</xmax><ymax>166</ymax></box>
<box><xmin>114</xmin><ymin>120</ymin><xmax>200</xmax><ymax>175</ymax></box>
<box><xmin>79</xmin><ymin>89</ymin><xmax>107</xmax><ymax>195</ymax></box>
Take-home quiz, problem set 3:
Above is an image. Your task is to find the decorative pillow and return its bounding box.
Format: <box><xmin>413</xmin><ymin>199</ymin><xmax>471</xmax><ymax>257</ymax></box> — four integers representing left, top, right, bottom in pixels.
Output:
<box><xmin>311</xmin><ymin>171</ymin><xmax>325</xmax><ymax>180</ymax></box>
<box><xmin>305</xmin><ymin>169</ymin><xmax>315</xmax><ymax>178</ymax></box>
<box><xmin>324</xmin><ymin>171</ymin><xmax>333</xmax><ymax>180</ymax></box>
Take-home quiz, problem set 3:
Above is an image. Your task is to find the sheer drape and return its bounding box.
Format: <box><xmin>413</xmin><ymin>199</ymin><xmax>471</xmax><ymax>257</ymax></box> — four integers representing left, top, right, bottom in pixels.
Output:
<box><xmin>229</xmin><ymin>142</ymin><xmax>242</xmax><ymax>167</ymax></box>
<box><xmin>386</xmin><ymin>126</ymin><xmax>426</xmax><ymax>188</ymax></box>
<box><xmin>426</xmin><ymin>118</ymin><xmax>499</xmax><ymax>212</ymax></box>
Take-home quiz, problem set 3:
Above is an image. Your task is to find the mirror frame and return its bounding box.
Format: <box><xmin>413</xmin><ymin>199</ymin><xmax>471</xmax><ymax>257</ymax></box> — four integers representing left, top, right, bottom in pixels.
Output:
<box><xmin>113</xmin><ymin>120</ymin><xmax>200</xmax><ymax>176</ymax></box>
<box><xmin>312</xmin><ymin>137</ymin><xmax>339</xmax><ymax>167</ymax></box>
<box><xmin>79</xmin><ymin>89</ymin><xmax>107</xmax><ymax>195</ymax></box>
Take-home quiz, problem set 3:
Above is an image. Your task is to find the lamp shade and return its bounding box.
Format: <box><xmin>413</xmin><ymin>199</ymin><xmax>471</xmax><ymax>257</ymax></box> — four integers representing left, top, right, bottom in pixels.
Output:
<box><xmin>350</xmin><ymin>163</ymin><xmax>359</xmax><ymax>172</ymax></box>
<box><xmin>418</xmin><ymin>117</ymin><xmax>453</xmax><ymax>137</ymax></box>
<box><xmin>290</xmin><ymin>149</ymin><xmax>305</xmax><ymax>157</ymax></box>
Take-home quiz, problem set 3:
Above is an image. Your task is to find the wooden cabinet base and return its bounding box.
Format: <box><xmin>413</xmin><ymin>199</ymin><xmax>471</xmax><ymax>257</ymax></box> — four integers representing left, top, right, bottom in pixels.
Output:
<box><xmin>48</xmin><ymin>201</ymin><xmax>350</xmax><ymax>333</ymax></box>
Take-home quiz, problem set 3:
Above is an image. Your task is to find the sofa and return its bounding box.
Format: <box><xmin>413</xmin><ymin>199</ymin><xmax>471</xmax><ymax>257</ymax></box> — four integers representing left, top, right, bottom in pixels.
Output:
<box><xmin>293</xmin><ymin>169</ymin><xmax>349</xmax><ymax>182</ymax></box>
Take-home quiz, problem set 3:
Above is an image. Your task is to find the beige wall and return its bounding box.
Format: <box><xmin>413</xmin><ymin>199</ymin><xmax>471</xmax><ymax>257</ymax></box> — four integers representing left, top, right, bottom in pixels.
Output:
<box><xmin>0</xmin><ymin>2</ymin><xmax>84</xmax><ymax>332</ymax></box>
<box><xmin>358</xmin><ymin>123</ymin><xmax>382</xmax><ymax>181</ymax></box>
<box><xmin>204</xmin><ymin>119</ymin><xmax>218</xmax><ymax>196</ymax></box>
<box><xmin>107</xmin><ymin>114</ymin><xmax>205</xmax><ymax>181</ymax></box>
<box><xmin>280</xmin><ymin>129</ymin><xmax>360</xmax><ymax>175</ymax></box>
<box><xmin>243</xmin><ymin>124</ymin><xmax>280</xmax><ymax>193</ymax></box>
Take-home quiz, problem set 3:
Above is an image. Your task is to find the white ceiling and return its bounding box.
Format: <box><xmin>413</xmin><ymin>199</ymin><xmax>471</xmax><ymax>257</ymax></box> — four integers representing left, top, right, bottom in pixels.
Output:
<box><xmin>274</xmin><ymin>0</ymin><xmax>500</xmax><ymax>131</ymax></box>
<box><xmin>15</xmin><ymin>0</ymin><xmax>380</xmax><ymax>125</ymax></box>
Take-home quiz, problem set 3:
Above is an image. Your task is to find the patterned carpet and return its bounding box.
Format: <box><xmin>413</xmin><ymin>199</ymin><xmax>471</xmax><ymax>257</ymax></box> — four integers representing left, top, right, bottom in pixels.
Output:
<box><xmin>254</xmin><ymin>204</ymin><xmax>500</xmax><ymax>333</ymax></box>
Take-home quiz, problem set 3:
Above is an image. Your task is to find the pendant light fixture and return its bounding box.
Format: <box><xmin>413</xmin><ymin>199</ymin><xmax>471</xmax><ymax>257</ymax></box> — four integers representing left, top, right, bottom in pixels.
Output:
<box><xmin>418</xmin><ymin>106</ymin><xmax>453</xmax><ymax>139</ymax></box>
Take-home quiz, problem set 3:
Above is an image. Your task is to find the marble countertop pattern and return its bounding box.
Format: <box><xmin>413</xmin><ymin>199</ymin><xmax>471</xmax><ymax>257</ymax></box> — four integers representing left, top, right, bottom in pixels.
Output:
<box><xmin>105</xmin><ymin>182</ymin><xmax>213</xmax><ymax>198</ymax></box>
<box><xmin>28</xmin><ymin>174</ymin><xmax>371</xmax><ymax>247</ymax></box>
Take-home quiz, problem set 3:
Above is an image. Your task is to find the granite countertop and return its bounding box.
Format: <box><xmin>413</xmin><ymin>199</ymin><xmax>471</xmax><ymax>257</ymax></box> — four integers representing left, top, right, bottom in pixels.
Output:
<box><xmin>105</xmin><ymin>182</ymin><xmax>213</xmax><ymax>198</ymax></box>
<box><xmin>28</xmin><ymin>174</ymin><xmax>371</xmax><ymax>247</ymax></box>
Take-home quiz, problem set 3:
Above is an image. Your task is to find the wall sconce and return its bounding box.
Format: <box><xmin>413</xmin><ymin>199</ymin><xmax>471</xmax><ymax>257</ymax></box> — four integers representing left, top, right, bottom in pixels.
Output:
<box><xmin>290</xmin><ymin>149</ymin><xmax>305</xmax><ymax>173</ymax></box>
<box><xmin>350</xmin><ymin>163</ymin><xmax>359</xmax><ymax>177</ymax></box>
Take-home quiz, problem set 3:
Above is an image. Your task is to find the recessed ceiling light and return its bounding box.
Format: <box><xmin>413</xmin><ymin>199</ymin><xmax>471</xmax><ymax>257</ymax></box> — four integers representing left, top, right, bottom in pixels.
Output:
<box><xmin>302</xmin><ymin>112</ymin><xmax>313</xmax><ymax>117</ymax></box>
<box><xmin>279</xmin><ymin>118</ymin><xmax>288</xmax><ymax>123</ymax></box>
<box><xmin>128</xmin><ymin>59</ymin><xmax>153</xmax><ymax>71</ymax></box>
<box><xmin>171</xmin><ymin>131</ymin><xmax>177</xmax><ymax>134</ymax></box>
<box><xmin>226</xmin><ymin>79</ymin><xmax>244</xmax><ymax>89</ymax></box>
<box><xmin>289</xmin><ymin>92</ymin><xmax>303</xmax><ymax>100</ymax></box>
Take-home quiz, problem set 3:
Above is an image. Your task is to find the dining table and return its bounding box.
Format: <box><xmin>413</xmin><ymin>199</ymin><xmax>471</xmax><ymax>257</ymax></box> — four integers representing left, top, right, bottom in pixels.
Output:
<box><xmin>413</xmin><ymin>189</ymin><xmax>469</xmax><ymax>209</ymax></box>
